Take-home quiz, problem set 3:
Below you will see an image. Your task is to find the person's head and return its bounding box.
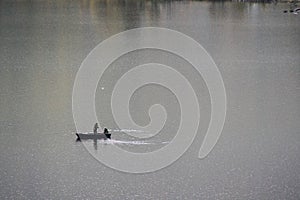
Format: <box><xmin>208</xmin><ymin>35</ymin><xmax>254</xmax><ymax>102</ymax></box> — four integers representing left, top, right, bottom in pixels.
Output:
<box><xmin>104</xmin><ymin>128</ymin><xmax>108</xmax><ymax>133</ymax></box>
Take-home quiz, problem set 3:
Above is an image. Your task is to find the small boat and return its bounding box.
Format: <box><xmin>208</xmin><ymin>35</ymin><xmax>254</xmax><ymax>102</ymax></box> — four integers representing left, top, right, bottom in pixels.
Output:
<box><xmin>76</xmin><ymin>132</ymin><xmax>111</xmax><ymax>140</ymax></box>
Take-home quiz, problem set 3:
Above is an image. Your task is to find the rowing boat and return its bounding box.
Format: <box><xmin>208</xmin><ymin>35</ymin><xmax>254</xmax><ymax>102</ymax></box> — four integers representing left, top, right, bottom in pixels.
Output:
<box><xmin>76</xmin><ymin>132</ymin><xmax>111</xmax><ymax>140</ymax></box>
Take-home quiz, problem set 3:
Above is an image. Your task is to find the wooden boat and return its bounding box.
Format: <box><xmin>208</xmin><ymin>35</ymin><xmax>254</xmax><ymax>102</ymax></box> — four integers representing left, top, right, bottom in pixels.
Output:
<box><xmin>76</xmin><ymin>132</ymin><xmax>111</xmax><ymax>140</ymax></box>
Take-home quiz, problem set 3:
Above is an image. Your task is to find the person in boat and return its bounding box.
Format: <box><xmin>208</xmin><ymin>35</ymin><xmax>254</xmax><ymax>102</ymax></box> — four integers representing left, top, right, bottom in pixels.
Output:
<box><xmin>103</xmin><ymin>128</ymin><xmax>108</xmax><ymax>134</ymax></box>
<box><xmin>103</xmin><ymin>128</ymin><xmax>111</xmax><ymax>139</ymax></box>
<box><xmin>93</xmin><ymin>123</ymin><xmax>99</xmax><ymax>134</ymax></box>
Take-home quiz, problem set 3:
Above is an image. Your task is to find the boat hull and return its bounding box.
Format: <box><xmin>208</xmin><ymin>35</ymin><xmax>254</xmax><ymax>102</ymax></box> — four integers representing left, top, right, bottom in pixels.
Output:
<box><xmin>76</xmin><ymin>133</ymin><xmax>111</xmax><ymax>140</ymax></box>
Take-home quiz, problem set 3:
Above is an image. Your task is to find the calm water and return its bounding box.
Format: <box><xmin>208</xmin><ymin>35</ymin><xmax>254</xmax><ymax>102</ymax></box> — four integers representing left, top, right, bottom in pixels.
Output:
<box><xmin>0</xmin><ymin>0</ymin><xmax>299</xmax><ymax>199</ymax></box>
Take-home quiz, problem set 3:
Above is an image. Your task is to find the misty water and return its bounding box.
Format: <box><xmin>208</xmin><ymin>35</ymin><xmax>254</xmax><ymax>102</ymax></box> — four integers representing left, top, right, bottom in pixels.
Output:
<box><xmin>0</xmin><ymin>0</ymin><xmax>299</xmax><ymax>199</ymax></box>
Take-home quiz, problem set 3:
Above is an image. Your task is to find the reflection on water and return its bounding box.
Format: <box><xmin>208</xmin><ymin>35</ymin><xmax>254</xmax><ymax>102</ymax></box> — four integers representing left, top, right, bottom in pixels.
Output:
<box><xmin>0</xmin><ymin>0</ymin><xmax>299</xmax><ymax>199</ymax></box>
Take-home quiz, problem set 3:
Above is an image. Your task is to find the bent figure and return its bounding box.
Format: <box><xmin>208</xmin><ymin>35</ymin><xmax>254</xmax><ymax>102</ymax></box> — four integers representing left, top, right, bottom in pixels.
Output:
<box><xmin>103</xmin><ymin>128</ymin><xmax>111</xmax><ymax>139</ymax></box>
<box><xmin>104</xmin><ymin>128</ymin><xmax>108</xmax><ymax>134</ymax></box>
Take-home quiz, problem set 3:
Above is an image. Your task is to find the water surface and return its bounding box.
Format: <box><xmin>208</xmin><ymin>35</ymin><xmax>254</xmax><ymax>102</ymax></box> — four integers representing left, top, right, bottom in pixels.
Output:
<box><xmin>0</xmin><ymin>1</ymin><xmax>299</xmax><ymax>199</ymax></box>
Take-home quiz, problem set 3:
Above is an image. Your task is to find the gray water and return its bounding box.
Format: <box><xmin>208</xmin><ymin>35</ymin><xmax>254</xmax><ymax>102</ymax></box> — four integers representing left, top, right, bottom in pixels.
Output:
<box><xmin>0</xmin><ymin>0</ymin><xmax>299</xmax><ymax>199</ymax></box>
